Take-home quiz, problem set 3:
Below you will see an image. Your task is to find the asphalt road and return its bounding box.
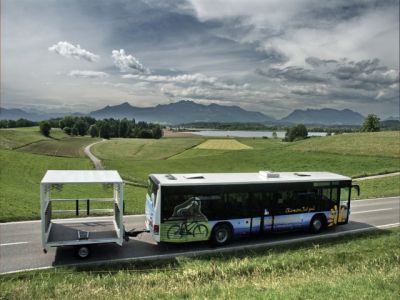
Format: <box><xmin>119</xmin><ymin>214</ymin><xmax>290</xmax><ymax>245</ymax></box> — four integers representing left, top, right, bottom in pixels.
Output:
<box><xmin>1</xmin><ymin>197</ymin><xmax>399</xmax><ymax>274</ymax></box>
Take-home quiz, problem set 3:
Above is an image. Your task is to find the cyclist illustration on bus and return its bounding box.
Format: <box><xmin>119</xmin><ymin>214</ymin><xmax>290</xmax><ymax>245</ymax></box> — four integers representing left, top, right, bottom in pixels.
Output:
<box><xmin>167</xmin><ymin>197</ymin><xmax>209</xmax><ymax>240</ymax></box>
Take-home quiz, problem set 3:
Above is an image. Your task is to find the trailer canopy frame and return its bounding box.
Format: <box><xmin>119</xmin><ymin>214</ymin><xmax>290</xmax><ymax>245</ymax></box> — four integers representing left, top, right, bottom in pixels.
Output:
<box><xmin>40</xmin><ymin>170</ymin><xmax>124</xmax><ymax>251</ymax></box>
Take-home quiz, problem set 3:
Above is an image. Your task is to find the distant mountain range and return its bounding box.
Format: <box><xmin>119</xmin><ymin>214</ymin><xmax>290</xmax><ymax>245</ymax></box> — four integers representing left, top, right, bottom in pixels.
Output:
<box><xmin>90</xmin><ymin>100</ymin><xmax>274</xmax><ymax>124</ymax></box>
<box><xmin>280</xmin><ymin>108</ymin><xmax>365</xmax><ymax>125</ymax></box>
<box><xmin>0</xmin><ymin>100</ymin><xmax>371</xmax><ymax>125</ymax></box>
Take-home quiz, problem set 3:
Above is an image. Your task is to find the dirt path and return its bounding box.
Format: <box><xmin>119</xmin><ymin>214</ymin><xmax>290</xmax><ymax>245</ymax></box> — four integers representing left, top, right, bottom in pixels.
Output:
<box><xmin>84</xmin><ymin>139</ymin><xmax>106</xmax><ymax>170</ymax></box>
<box><xmin>354</xmin><ymin>172</ymin><xmax>400</xmax><ymax>181</ymax></box>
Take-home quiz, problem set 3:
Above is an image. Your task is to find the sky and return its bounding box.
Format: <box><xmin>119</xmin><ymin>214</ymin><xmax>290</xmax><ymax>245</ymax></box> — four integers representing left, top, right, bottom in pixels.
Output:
<box><xmin>1</xmin><ymin>0</ymin><xmax>399</xmax><ymax>118</ymax></box>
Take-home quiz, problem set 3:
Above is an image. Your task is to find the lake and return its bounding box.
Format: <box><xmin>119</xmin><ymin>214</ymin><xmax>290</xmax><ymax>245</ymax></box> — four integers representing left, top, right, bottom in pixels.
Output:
<box><xmin>187</xmin><ymin>130</ymin><xmax>327</xmax><ymax>138</ymax></box>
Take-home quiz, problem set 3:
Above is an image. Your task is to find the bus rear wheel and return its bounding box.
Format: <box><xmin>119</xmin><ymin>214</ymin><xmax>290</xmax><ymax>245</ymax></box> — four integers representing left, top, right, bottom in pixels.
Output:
<box><xmin>310</xmin><ymin>215</ymin><xmax>325</xmax><ymax>234</ymax></box>
<box><xmin>211</xmin><ymin>224</ymin><xmax>232</xmax><ymax>246</ymax></box>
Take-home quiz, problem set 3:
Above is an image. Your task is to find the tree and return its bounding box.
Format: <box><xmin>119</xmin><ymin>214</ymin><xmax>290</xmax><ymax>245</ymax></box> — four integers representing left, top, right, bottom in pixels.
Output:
<box><xmin>63</xmin><ymin>126</ymin><xmax>72</xmax><ymax>135</ymax></box>
<box><xmin>71</xmin><ymin>126</ymin><xmax>79</xmax><ymax>136</ymax></box>
<box><xmin>118</xmin><ymin>118</ymin><xmax>130</xmax><ymax>138</ymax></box>
<box><xmin>74</xmin><ymin>119</ymin><xmax>89</xmax><ymax>136</ymax></box>
<box><xmin>362</xmin><ymin>114</ymin><xmax>380</xmax><ymax>132</ymax></box>
<box><xmin>284</xmin><ymin>124</ymin><xmax>308</xmax><ymax>142</ymax></box>
<box><xmin>89</xmin><ymin>124</ymin><xmax>99</xmax><ymax>138</ymax></box>
<box><xmin>152</xmin><ymin>125</ymin><xmax>163</xmax><ymax>139</ymax></box>
<box><xmin>39</xmin><ymin>121</ymin><xmax>51</xmax><ymax>137</ymax></box>
<box><xmin>99</xmin><ymin>122</ymin><xmax>111</xmax><ymax>139</ymax></box>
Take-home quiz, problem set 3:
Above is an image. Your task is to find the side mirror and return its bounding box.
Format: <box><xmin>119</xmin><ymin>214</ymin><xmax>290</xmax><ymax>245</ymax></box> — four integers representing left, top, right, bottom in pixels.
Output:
<box><xmin>352</xmin><ymin>185</ymin><xmax>360</xmax><ymax>196</ymax></box>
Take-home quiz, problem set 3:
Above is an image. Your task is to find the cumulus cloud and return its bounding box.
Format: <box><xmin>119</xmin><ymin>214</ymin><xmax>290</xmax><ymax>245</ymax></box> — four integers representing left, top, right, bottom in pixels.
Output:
<box><xmin>48</xmin><ymin>41</ymin><xmax>99</xmax><ymax>62</ymax></box>
<box><xmin>111</xmin><ymin>49</ymin><xmax>149</xmax><ymax>73</ymax></box>
<box><xmin>68</xmin><ymin>70</ymin><xmax>109</xmax><ymax>79</ymax></box>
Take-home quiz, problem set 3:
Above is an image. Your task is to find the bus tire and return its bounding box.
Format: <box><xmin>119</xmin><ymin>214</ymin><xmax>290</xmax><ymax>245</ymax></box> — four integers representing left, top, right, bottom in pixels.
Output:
<box><xmin>211</xmin><ymin>223</ymin><xmax>232</xmax><ymax>246</ymax></box>
<box><xmin>75</xmin><ymin>245</ymin><xmax>91</xmax><ymax>259</ymax></box>
<box><xmin>309</xmin><ymin>215</ymin><xmax>325</xmax><ymax>234</ymax></box>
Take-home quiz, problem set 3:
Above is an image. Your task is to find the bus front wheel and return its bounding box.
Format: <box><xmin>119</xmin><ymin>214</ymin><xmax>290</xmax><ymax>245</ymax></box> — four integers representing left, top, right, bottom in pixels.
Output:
<box><xmin>310</xmin><ymin>215</ymin><xmax>325</xmax><ymax>234</ymax></box>
<box><xmin>211</xmin><ymin>224</ymin><xmax>232</xmax><ymax>246</ymax></box>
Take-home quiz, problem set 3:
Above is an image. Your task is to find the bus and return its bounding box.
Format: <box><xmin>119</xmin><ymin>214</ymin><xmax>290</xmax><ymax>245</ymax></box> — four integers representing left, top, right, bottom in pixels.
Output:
<box><xmin>145</xmin><ymin>171</ymin><xmax>359</xmax><ymax>246</ymax></box>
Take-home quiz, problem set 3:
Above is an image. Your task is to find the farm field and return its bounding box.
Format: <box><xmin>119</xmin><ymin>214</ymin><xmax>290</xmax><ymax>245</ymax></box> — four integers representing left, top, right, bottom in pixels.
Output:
<box><xmin>0</xmin><ymin>149</ymin><xmax>145</xmax><ymax>222</ymax></box>
<box><xmin>18</xmin><ymin>136</ymin><xmax>100</xmax><ymax>158</ymax></box>
<box><xmin>0</xmin><ymin>131</ymin><xmax>399</xmax><ymax>221</ymax></box>
<box><xmin>1</xmin><ymin>229</ymin><xmax>398</xmax><ymax>299</ymax></box>
<box><xmin>91</xmin><ymin>137</ymin><xmax>203</xmax><ymax>160</ymax></box>
<box><xmin>290</xmin><ymin>131</ymin><xmax>400</xmax><ymax>158</ymax></box>
<box><xmin>195</xmin><ymin>139</ymin><xmax>252</xmax><ymax>150</ymax></box>
<box><xmin>100</xmin><ymin>136</ymin><xmax>400</xmax><ymax>186</ymax></box>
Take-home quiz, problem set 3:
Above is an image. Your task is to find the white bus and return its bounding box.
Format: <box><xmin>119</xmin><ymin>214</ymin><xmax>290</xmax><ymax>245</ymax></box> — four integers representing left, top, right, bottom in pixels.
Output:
<box><xmin>145</xmin><ymin>171</ymin><xmax>359</xmax><ymax>246</ymax></box>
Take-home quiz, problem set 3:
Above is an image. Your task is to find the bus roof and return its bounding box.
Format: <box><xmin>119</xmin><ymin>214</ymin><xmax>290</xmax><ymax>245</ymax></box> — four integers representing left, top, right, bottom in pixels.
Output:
<box><xmin>151</xmin><ymin>171</ymin><xmax>351</xmax><ymax>186</ymax></box>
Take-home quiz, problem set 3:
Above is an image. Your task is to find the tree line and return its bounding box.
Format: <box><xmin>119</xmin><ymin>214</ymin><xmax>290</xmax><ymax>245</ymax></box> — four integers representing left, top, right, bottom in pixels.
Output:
<box><xmin>35</xmin><ymin>116</ymin><xmax>163</xmax><ymax>139</ymax></box>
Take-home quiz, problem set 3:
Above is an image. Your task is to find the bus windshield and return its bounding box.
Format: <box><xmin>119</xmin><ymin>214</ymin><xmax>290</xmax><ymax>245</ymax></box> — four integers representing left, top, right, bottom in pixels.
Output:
<box><xmin>147</xmin><ymin>177</ymin><xmax>158</xmax><ymax>207</ymax></box>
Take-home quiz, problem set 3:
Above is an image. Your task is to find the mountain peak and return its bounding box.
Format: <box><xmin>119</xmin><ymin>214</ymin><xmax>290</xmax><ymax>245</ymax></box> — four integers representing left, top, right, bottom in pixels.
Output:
<box><xmin>90</xmin><ymin>100</ymin><xmax>274</xmax><ymax>124</ymax></box>
<box><xmin>281</xmin><ymin>108</ymin><xmax>365</xmax><ymax>125</ymax></box>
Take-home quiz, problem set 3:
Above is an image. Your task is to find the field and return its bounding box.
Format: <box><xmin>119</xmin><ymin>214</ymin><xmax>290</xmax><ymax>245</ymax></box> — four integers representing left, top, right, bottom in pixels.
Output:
<box><xmin>195</xmin><ymin>139</ymin><xmax>252</xmax><ymax>150</ymax></box>
<box><xmin>18</xmin><ymin>137</ymin><xmax>100</xmax><ymax>158</ymax></box>
<box><xmin>91</xmin><ymin>138</ymin><xmax>203</xmax><ymax>160</ymax></box>
<box><xmin>97</xmin><ymin>135</ymin><xmax>399</xmax><ymax>186</ymax></box>
<box><xmin>1</xmin><ymin>229</ymin><xmax>398</xmax><ymax>299</ymax></box>
<box><xmin>290</xmin><ymin>131</ymin><xmax>400</xmax><ymax>158</ymax></box>
<box><xmin>353</xmin><ymin>175</ymin><xmax>400</xmax><ymax>199</ymax></box>
<box><xmin>0</xmin><ymin>127</ymin><xmax>67</xmax><ymax>150</ymax></box>
<box><xmin>0</xmin><ymin>131</ymin><xmax>399</xmax><ymax>221</ymax></box>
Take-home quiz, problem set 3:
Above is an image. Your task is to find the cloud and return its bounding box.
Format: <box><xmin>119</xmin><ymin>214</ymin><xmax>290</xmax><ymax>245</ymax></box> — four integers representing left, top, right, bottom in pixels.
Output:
<box><xmin>68</xmin><ymin>70</ymin><xmax>109</xmax><ymax>79</ymax></box>
<box><xmin>111</xmin><ymin>49</ymin><xmax>149</xmax><ymax>73</ymax></box>
<box><xmin>48</xmin><ymin>41</ymin><xmax>99</xmax><ymax>62</ymax></box>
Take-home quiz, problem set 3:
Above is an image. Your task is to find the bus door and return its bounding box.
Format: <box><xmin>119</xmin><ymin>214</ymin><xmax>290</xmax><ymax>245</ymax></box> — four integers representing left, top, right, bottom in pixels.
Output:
<box><xmin>337</xmin><ymin>185</ymin><xmax>357</xmax><ymax>224</ymax></box>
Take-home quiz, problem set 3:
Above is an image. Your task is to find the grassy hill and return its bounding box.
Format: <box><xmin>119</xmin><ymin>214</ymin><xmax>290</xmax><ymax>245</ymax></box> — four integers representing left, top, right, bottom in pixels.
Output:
<box><xmin>0</xmin><ymin>130</ymin><xmax>399</xmax><ymax>221</ymax></box>
<box><xmin>1</xmin><ymin>229</ymin><xmax>398</xmax><ymax>299</ymax></box>
<box><xmin>289</xmin><ymin>131</ymin><xmax>400</xmax><ymax>158</ymax></box>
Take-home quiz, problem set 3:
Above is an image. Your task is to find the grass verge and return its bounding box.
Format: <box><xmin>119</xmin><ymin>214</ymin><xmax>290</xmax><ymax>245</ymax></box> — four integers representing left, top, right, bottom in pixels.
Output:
<box><xmin>353</xmin><ymin>175</ymin><xmax>400</xmax><ymax>200</ymax></box>
<box><xmin>1</xmin><ymin>229</ymin><xmax>399</xmax><ymax>299</ymax></box>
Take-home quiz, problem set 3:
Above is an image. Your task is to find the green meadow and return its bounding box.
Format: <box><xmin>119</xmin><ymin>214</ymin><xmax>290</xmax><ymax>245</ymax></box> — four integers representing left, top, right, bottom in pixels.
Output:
<box><xmin>1</xmin><ymin>229</ymin><xmax>398</xmax><ymax>299</ymax></box>
<box><xmin>0</xmin><ymin>129</ymin><xmax>399</xmax><ymax>221</ymax></box>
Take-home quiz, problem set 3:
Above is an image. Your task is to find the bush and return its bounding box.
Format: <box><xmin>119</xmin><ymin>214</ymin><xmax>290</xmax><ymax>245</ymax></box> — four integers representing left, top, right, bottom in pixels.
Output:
<box><xmin>284</xmin><ymin>124</ymin><xmax>308</xmax><ymax>142</ymax></box>
<box><xmin>39</xmin><ymin>121</ymin><xmax>51</xmax><ymax>137</ymax></box>
<box><xmin>63</xmin><ymin>126</ymin><xmax>72</xmax><ymax>135</ymax></box>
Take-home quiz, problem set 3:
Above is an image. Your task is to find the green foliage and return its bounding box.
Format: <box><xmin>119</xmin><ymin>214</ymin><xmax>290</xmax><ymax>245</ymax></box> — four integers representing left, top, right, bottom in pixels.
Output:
<box><xmin>89</xmin><ymin>124</ymin><xmax>99</xmax><ymax>138</ymax></box>
<box><xmin>98</xmin><ymin>121</ymin><xmax>111</xmax><ymax>139</ymax></box>
<box><xmin>284</xmin><ymin>124</ymin><xmax>308</xmax><ymax>142</ymax></box>
<box><xmin>118</xmin><ymin>118</ymin><xmax>130</xmax><ymax>138</ymax></box>
<box><xmin>71</xmin><ymin>126</ymin><xmax>79</xmax><ymax>136</ymax></box>
<box><xmin>0</xmin><ymin>118</ymin><xmax>37</xmax><ymax>128</ymax></box>
<box><xmin>39</xmin><ymin>121</ymin><xmax>51</xmax><ymax>137</ymax></box>
<box><xmin>152</xmin><ymin>125</ymin><xmax>163</xmax><ymax>139</ymax></box>
<box><xmin>362</xmin><ymin>114</ymin><xmax>380</xmax><ymax>132</ymax></box>
<box><xmin>1</xmin><ymin>230</ymin><xmax>399</xmax><ymax>299</ymax></box>
<box><xmin>63</xmin><ymin>126</ymin><xmax>72</xmax><ymax>135</ymax></box>
<box><xmin>74</xmin><ymin>119</ymin><xmax>89</xmax><ymax>136</ymax></box>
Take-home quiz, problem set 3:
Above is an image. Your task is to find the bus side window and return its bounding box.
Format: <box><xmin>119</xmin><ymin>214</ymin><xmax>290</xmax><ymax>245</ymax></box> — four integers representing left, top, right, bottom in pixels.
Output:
<box><xmin>249</xmin><ymin>192</ymin><xmax>264</xmax><ymax>216</ymax></box>
<box><xmin>227</xmin><ymin>192</ymin><xmax>250</xmax><ymax>218</ymax></box>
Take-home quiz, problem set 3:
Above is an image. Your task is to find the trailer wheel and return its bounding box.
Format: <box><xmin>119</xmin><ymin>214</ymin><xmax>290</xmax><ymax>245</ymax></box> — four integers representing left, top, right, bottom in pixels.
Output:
<box><xmin>76</xmin><ymin>246</ymin><xmax>90</xmax><ymax>259</ymax></box>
